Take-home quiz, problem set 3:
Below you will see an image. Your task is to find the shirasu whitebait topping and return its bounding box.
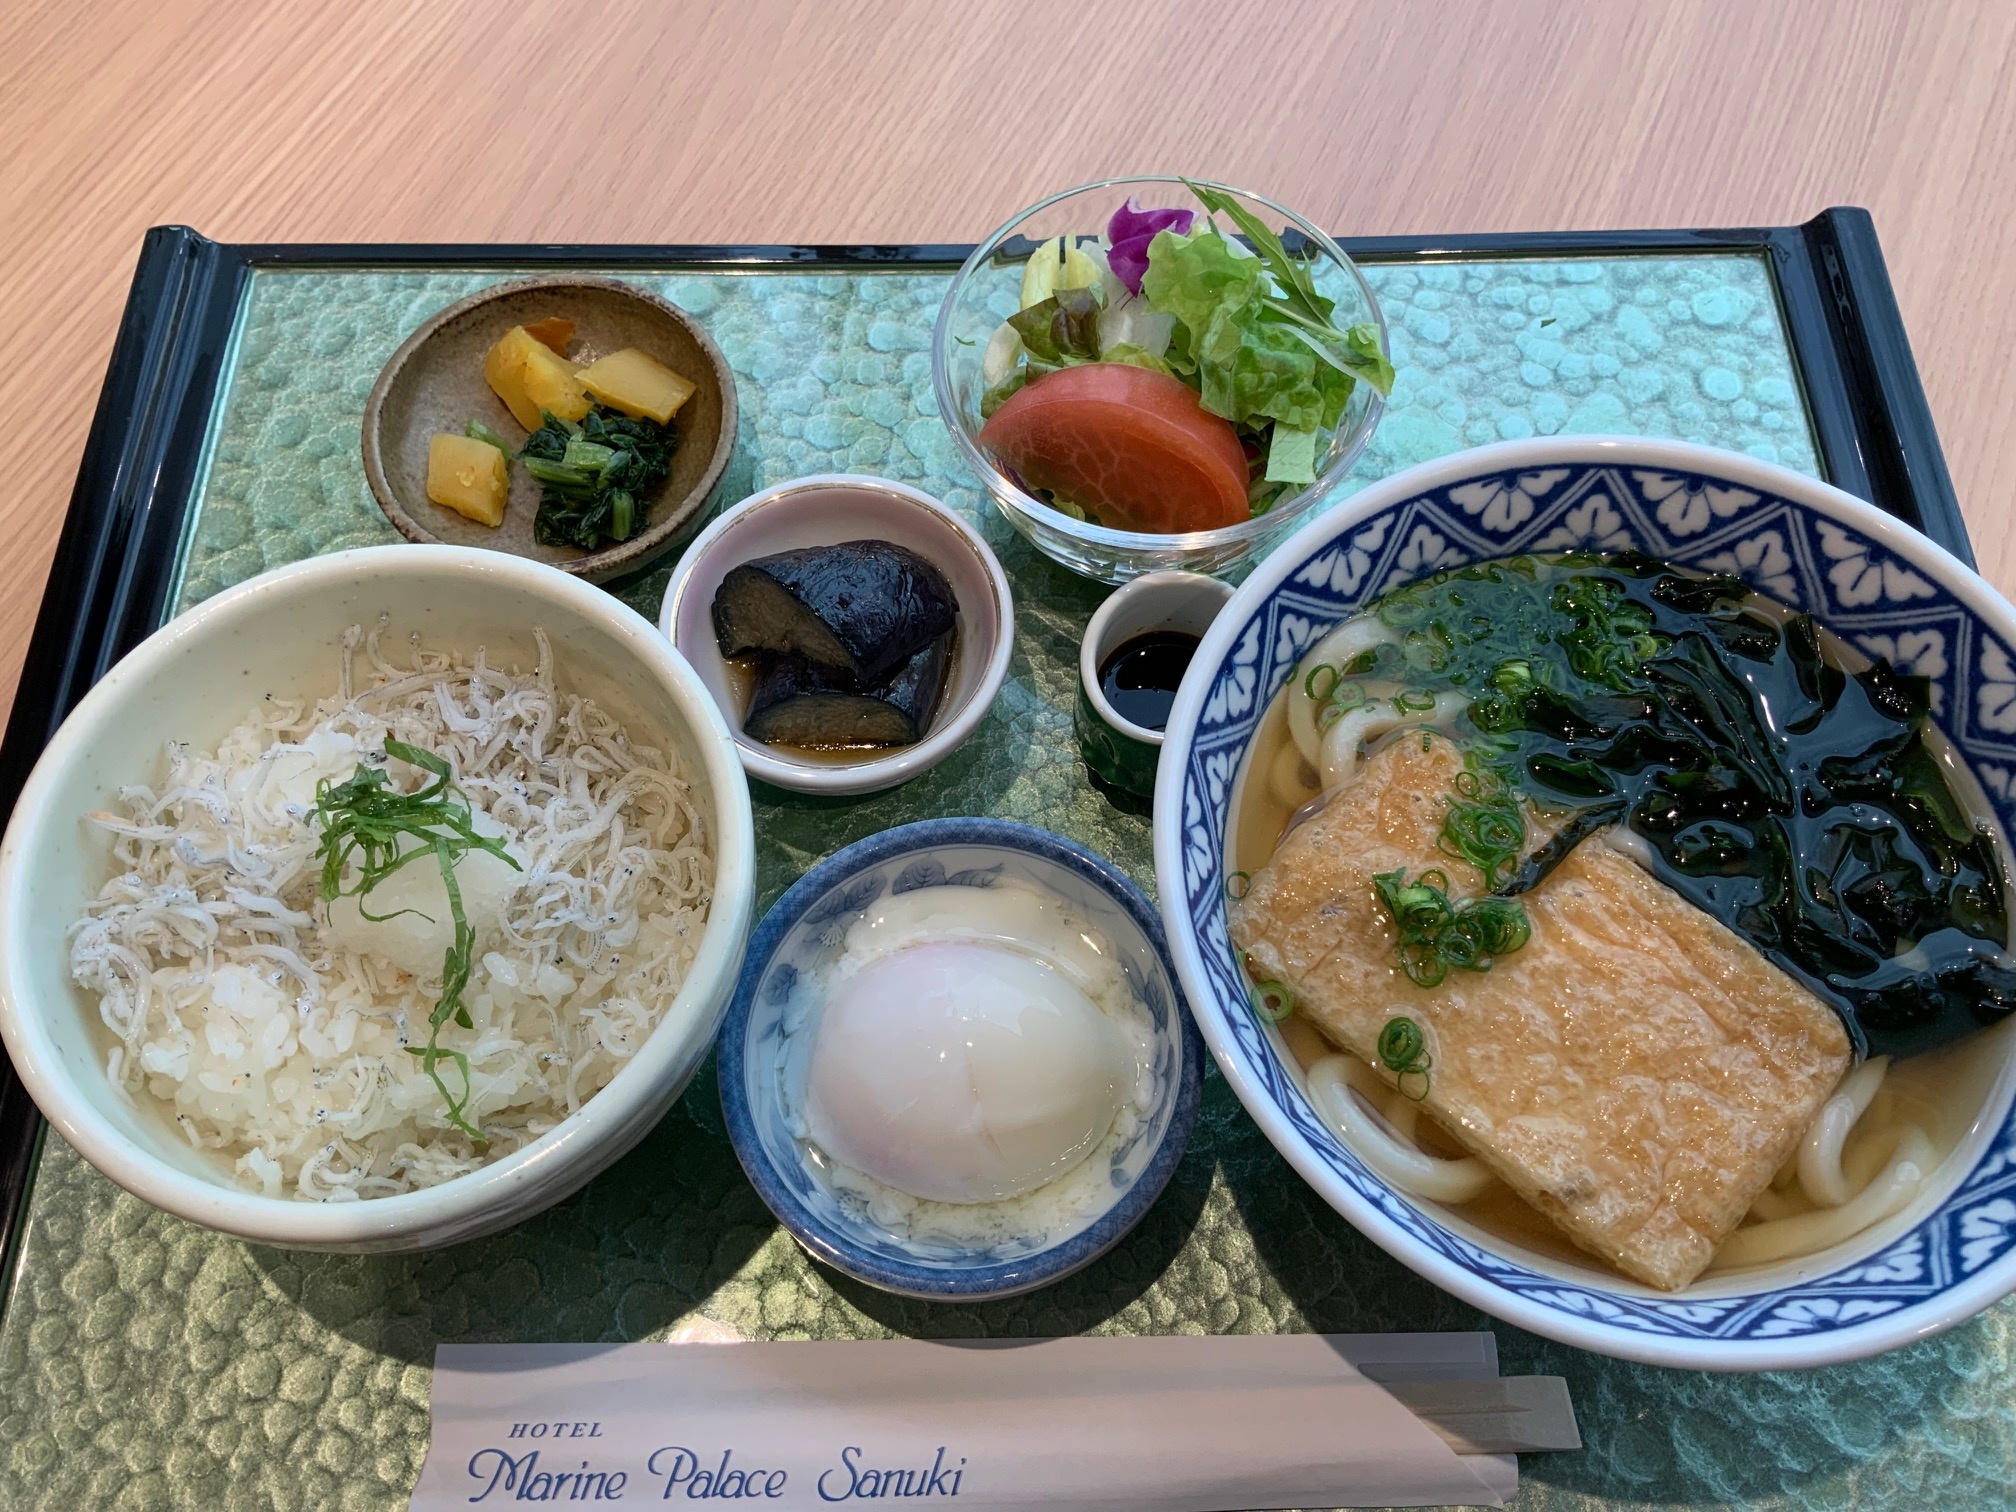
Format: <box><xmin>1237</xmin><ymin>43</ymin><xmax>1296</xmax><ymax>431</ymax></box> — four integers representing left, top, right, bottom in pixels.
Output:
<box><xmin>67</xmin><ymin>623</ymin><xmax>712</xmax><ymax>1201</ymax></box>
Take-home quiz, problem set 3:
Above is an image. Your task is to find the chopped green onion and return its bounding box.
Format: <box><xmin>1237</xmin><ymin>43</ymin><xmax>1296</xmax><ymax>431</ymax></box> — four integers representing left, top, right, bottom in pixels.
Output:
<box><xmin>1469</xmin><ymin>898</ymin><xmax>1532</xmax><ymax>956</ymax></box>
<box><xmin>1439</xmin><ymin>754</ymin><xmax>1527</xmax><ymax>891</ymax></box>
<box><xmin>1304</xmin><ymin>663</ymin><xmax>1341</xmax><ymax>702</ymax></box>
<box><xmin>1373</xmin><ymin>867</ymin><xmax>1530</xmax><ymax>988</ymax></box>
<box><xmin>1403</xmin><ymin>633</ymin><xmax>1452</xmax><ymax>676</ymax></box>
<box><xmin>1377</xmin><ymin>1016</ymin><xmax>1433</xmax><ymax>1101</ymax></box>
<box><xmin>1251</xmin><ymin>978</ymin><xmax>1295</xmax><ymax>1023</ymax></box>
<box><xmin>1319</xmin><ymin>681</ymin><xmax>1369</xmax><ymax>730</ymax></box>
<box><xmin>1227</xmin><ymin>871</ymin><xmax>1251</xmax><ymax>901</ymax></box>
<box><xmin>1398</xmin><ymin>945</ymin><xmax>1448</xmax><ymax>989</ymax></box>
<box><xmin>1377</xmin><ymin>1015</ymin><xmax>1426</xmax><ymax>1069</ymax></box>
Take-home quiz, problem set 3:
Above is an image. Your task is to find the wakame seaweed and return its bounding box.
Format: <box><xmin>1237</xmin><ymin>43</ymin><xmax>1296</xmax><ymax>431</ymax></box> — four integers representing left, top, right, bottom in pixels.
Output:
<box><xmin>1368</xmin><ymin>553</ymin><xmax>2016</xmax><ymax>1058</ymax></box>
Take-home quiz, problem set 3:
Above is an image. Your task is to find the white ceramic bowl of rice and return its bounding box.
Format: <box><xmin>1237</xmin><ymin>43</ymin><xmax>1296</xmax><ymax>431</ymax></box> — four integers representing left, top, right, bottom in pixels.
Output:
<box><xmin>0</xmin><ymin>545</ymin><xmax>755</xmax><ymax>1251</ymax></box>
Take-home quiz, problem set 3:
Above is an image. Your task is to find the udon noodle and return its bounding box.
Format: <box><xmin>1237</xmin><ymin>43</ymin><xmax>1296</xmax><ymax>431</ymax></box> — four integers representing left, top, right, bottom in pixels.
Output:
<box><xmin>1229</xmin><ymin>554</ymin><xmax>2014</xmax><ymax>1285</ymax></box>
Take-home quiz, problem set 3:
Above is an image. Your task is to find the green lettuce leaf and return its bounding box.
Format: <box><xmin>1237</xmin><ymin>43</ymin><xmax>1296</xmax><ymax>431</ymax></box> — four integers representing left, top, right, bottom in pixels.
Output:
<box><xmin>1212</xmin><ymin>317</ymin><xmax>1357</xmax><ymax>433</ymax></box>
<box><xmin>1139</xmin><ymin>228</ymin><xmax>1266</xmax><ymax>377</ymax></box>
<box><xmin>1139</xmin><ymin>218</ymin><xmax>1391</xmax><ymax>480</ymax></box>
<box><xmin>1006</xmin><ymin>286</ymin><xmax>1103</xmax><ymax>366</ymax></box>
<box><xmin>1265</xmin><ymin>423</ymin><xmax>1320</xmax><ymax>485</ymax></box>
<box><xmin>979</xmin><ymin>368</ymin><xmax>1028</xmax><ymax>419</ymax></box>
<box><xmin>1248</xmin><ymin>476</ymin><xmax>1291</xmax><ymax>516</ymax></box>
<box><xmin>1284</xmin><ymin>320</ymin><xmax>1396</xmax><ymax>395</ymax></box>
<box><xmin>1185</xmin><ymin>179</ymin><xmax>1335</xmax><ymax>329</ymax></box>
<box><xmin>1099</xmin><ymin>342</ymin><xmax>1175</xmax><ymax>376</ymax></box>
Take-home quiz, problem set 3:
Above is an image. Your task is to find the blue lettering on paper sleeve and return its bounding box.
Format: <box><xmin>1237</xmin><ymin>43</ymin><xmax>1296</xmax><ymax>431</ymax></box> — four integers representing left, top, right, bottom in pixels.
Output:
<box><xmin>506</xmin><ymin>1422</ymin><xmax>605</xmax><ymax>1441</ymax></box>
<box><xmin>648</xmin><ymin>1446</ymin><xmax>787</xmax><ymax>1499</ymax></box>
<box><xmin>817</xmin><ymin>1447</ymin><xmax>965</xmax><ymax>1501</ymax></box>
<box><xmin>466</xmin><ymin>1447</ymin><xmax>627</xmax><ymax>1501</ymax></box>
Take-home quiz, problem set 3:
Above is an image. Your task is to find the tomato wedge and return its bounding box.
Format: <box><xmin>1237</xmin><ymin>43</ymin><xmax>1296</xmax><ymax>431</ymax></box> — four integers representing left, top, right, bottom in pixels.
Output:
<box><xmin>978</xmin><ymin>364</ymin><xmax>1250</xmax><ymax>533</ymax></box>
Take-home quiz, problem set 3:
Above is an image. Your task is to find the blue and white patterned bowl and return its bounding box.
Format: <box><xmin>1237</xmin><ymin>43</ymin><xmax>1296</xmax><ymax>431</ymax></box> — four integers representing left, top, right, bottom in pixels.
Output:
<box><xmin>1153</xmin><ymin>437</ymin><xmax>2016</xmax><ymax>1370</ymax></box>
<box><xmin>720</xmin><ymin>818</ymin><xmax>1205</xmax><ymax>1300</ymax></box>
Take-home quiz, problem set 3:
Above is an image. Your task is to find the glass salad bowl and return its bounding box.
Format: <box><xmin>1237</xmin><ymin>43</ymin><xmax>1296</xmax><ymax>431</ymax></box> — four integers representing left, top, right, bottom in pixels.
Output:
<box><xmin>932</xmin><ymin>176</ymin><xmax>1389</xmax><ymax>583</ymax></box>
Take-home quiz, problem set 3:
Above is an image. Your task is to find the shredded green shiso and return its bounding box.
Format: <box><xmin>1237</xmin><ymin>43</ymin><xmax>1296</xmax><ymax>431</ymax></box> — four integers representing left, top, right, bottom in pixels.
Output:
<box><xmin>311</xmin><ymin>739</ymin><xmax>521</xmax><ymax>1135</ymax></box>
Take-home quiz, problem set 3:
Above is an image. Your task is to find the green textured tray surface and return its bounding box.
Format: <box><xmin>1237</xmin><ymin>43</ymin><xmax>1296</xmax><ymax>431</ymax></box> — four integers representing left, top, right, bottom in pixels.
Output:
<box><xmin>4</xmin><ymin>255</ymin><xmax>2009</xmax><ymax>1512</ymax></box>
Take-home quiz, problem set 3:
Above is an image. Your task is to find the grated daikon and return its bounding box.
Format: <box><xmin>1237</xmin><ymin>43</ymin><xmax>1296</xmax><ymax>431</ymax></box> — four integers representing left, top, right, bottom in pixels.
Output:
<box><xmin>67</xmin><ymin>623</ymin><xmax>712</xmax><ymax>1201</ymax></box>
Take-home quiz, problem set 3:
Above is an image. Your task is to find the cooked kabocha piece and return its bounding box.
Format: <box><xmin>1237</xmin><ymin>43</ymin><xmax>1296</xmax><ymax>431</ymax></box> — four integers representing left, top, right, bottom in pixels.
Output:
<box><xmin>577</xmin><ymin>348</ymin><xmax>697</xmax><ymax>424</ymax></box>
<box><xmin>743</xmin><ymin>635</ymin><xmax>951</xmax><ymax>748</ymax></box>
<box><xmin>425</xmin><ymin>433</ymin><xmax>509</xmax><ymax>526</ymax></box>
<box><xmin>711</xmin><ymin>540</ymin><xmax>958</xmax><ymax>687</ymax></box>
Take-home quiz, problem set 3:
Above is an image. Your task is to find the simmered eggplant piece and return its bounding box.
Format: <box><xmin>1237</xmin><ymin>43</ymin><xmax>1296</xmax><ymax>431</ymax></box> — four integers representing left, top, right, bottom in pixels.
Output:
<box><xmin>744</xmin><ymin>636</ymin><xmax>951</xmax><ymax>749</ymax></box>
<box><xmin>711</xmin><ymin>541</ymin><xmax>957</xmax><ymax>687</ymax></box>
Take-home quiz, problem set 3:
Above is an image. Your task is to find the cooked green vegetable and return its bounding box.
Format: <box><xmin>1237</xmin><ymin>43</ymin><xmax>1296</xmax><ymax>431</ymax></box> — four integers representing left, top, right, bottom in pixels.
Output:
<box><xmin>464</xmin><ymin>419</ymin><xmax>513</xmax><ymax>459</ymax></box>
<box><xmin>310</xmin><ymin>738</ymin><xmax>521</xmax><ymax>1136</ymax></box>
<box><xmin>519</xmin><ymin>405</ymin><xmax>677</xmax><ymax>550</ymax></box>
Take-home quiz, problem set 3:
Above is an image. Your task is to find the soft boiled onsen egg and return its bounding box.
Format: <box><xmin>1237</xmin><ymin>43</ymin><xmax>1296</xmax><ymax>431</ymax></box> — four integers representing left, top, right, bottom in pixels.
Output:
<box><xmin>793</xmin><ymin>882</ymin><xmax>1148</xmax><ymax>1207</ymax></box>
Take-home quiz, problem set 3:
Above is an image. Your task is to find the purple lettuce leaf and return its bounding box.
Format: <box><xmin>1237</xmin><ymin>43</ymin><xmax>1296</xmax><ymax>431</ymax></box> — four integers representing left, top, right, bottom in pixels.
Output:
<box><xmin>1106</xmin><ymin>196</ymin><xmax>1196</xmax><ymax>295</ymax></box>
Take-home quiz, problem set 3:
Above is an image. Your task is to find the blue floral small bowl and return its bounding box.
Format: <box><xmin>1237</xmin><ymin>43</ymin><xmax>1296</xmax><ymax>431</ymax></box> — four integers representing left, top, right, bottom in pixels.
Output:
<box><xmin>720</xmin><ymin>818</ymin><xmax>1205</xmax><ymax>1300</ymax></box>
<box><xmin>1155</xmin><ymin>436</ymin><xmax>2016</xmax><ymax>1370</ymax></box>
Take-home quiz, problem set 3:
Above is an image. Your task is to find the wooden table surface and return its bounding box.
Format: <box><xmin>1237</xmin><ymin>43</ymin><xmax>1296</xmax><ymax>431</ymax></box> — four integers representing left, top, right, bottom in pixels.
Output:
<box><xmin>2</xmin><ymin>0</ymin><xmax>2012</xmax><ymax>729</ymax></box>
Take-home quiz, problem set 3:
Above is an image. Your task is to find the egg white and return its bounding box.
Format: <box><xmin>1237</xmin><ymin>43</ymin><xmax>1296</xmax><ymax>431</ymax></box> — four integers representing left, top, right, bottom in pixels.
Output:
<box><xmin>779</xmin><ymin>881</ymin><xmax>1158</xmax><ymax>1252</ymax></box>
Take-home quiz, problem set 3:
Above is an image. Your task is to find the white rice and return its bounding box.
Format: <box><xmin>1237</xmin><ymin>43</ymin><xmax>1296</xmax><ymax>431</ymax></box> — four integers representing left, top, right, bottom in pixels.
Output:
<box><xmin>66</xmin><ymin>623</ymin><xmax>712</xmax><ymax>1201</ymax></box>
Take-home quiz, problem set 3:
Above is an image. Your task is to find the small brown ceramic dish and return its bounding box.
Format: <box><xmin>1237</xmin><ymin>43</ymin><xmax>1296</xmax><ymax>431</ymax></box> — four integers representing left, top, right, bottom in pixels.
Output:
<box><xmin>363</xmin><ymin>276</ymin><xmax>737</xmax><ymax>582</ymax></box>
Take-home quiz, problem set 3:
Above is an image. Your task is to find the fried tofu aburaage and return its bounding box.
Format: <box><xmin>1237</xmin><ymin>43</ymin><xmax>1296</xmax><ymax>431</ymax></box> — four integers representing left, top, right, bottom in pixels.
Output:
<box><xmin>1231</xmin><ymin>732</ymin><xmax>1851</xmax><ymax>1291</ymax></box>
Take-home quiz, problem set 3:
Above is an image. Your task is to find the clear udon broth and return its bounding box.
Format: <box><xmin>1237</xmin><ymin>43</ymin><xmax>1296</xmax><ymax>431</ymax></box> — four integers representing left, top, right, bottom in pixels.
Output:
<box><xmin>1225</xmin><ymin>558</ymin><xmax>2016</xmax><ymax>1283</ymax></box>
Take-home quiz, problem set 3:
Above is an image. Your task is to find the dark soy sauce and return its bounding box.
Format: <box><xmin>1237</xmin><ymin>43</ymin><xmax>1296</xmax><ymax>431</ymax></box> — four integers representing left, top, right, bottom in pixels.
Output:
<box><xmin>1098</xmin><ymin>631</ymin><xmax>1200</xmax><ymax>732</ymax></box>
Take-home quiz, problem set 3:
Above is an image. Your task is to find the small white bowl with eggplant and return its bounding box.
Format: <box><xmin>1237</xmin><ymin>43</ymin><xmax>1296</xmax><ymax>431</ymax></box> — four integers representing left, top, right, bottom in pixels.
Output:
<box><xmin>658</xmin><ymin>474</ymin><xmax>1015</xmax><ymax>796</ymax></box>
